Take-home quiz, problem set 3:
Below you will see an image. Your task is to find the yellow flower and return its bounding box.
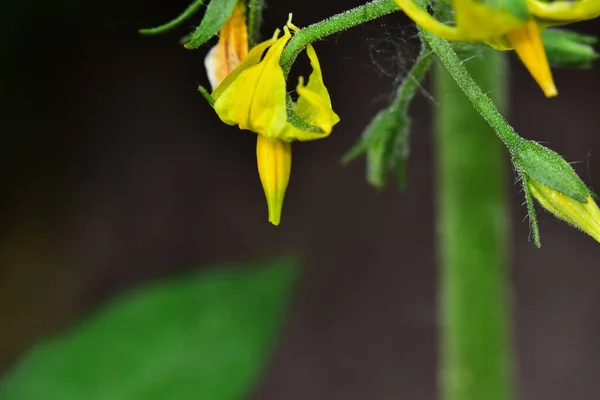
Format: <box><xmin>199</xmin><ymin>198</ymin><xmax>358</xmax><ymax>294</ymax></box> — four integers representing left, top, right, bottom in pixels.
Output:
<box><xmin>394</xmin><ymin>0</ymin><xmax>600</xmax><ymax>97</ymax></box>
<box><xmin>208</xmin><ymin>16</ymin><xmax>339</xmax><ymax>225</ymax></box>
<box><xmin>528</xmin><ymin>179</ymin><xmax>600</xmax><ymax>243</ymax></box>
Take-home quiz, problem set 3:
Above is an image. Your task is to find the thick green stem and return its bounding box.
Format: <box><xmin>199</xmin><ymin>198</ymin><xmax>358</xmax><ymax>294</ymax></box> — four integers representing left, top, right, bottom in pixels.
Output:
<box><xmin>434</xmin><ymin>46</ymin><xmax>513</xmax><ymax>400</ymax></box>
<box><xmin>280</xmin><ymin>0</ymin><xmax>400</xmax><ymax>76</ymax></box>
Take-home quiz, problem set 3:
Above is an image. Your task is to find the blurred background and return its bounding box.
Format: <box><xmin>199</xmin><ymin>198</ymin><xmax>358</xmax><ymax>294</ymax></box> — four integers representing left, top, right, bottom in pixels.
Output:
<box><xmin>1</xmin><ymin>0</ymin><xmax>600</xmax><ymax>399</ymax></box>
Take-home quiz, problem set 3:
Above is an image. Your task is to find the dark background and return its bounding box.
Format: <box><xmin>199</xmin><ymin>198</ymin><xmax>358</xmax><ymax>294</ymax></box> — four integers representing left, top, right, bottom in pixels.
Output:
<box><xmin>2</xmin><ymin>0</ymin><xmax>600</xmax><ymax>399</ymax></box>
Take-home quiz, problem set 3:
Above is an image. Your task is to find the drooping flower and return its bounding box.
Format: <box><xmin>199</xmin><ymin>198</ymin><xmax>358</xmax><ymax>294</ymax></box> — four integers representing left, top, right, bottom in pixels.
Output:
<box><xmin>206</xmin><ymin>15</ymin><xmax>339</xmax><ymax>225</ymax></box>
<box><xmin>394</xmin><ymin>0</ymin><xmax>600</xmax><ymax>97</ymax></box>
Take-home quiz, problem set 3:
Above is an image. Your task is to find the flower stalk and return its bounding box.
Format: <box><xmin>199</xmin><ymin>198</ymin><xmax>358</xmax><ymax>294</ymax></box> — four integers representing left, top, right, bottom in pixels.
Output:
<box><xmin>280</xmin><ymin>0</ymin><xmax>400</xmax><ymax>76</ymax></box>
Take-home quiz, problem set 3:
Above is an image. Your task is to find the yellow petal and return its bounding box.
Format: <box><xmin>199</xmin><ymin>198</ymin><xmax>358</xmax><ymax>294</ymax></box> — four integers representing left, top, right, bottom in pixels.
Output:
<box><xmin>256</xmin><ymin>135</ymin><xmax>292</xmax><ymax>226</ymax></box>
<box><xmin>393</xmin><ymin>0</ymin><xmax>463</xmax><ymax>41</ymax></box>
<box><xmin>529</xmin><ymin>180</ymin><xmax>600</xmax><ymax>243</ymax></box>
<box><xmin>453</xmin><ymin>0</ymin><xmax>525</xmax><ymax>40</ymax></box>
<box><xmin>527</xmin><ymin>0</ymin><xmax>600</xmax><ymax>23</ymax></box>
<box><xmin>212</xmin><ymin>30</ymin><xmax>280</xmax><ymax>100</ymax></box>
<box><xmin>296</xmin><ymin>44</ymin><xmax>339</xmax><ymax>128</ymax></box>
<box><xmin>506</xmin><ymin>20</ymin><xmax>557</xmax><ymax>97</ymax></box>
<box><xmin>204</xmin><ymin>2</ymin><xmax>249</xmax><ymax>90</ymax></box>
<box><xmin>213</xmin><ymin>28</ymin><xmax>292</xmax><ymax>137</ymax></box>
<box><xmin>394</xmin><ymin>0</ymin><xmax>524</xmax><ymax>41</ymax></box>
<box><xmin>280</xmin><ymin>44</ymin><xmax>340</xmax><ymax>142</ymax></box>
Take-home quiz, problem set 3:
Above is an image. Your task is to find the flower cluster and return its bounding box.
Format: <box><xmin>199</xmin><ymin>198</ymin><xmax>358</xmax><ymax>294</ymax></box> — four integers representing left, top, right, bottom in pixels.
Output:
<box><xmin>189</xmin><ymin>0</ymin><xmax>600</xmax><ymax>244</ymax></box>
<box><xmin>204</xmin><ymin>9</ymin><xmax>339</xmax><ymax>225</ymax></box>
<box><xmin>394</xmin><ymin>0</ymin><xmax>600</xmax><ymax>97</ymax></box>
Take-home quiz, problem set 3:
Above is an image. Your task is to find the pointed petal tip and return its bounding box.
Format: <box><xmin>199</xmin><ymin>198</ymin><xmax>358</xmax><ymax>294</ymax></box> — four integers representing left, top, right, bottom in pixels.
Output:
<box><xmin>543</xmin><ymin>84</ymin><xmax>558</xmax><ymax>98</ymax></box>
<box><xmin>268</xmin><ymin>217</ymin><xmax>281</xmax><ymax>226</ymax></box>
<box><xmin>267</xmin><ymin>199</ymin><xmax>283</xmax><ymax>226</ymax></box>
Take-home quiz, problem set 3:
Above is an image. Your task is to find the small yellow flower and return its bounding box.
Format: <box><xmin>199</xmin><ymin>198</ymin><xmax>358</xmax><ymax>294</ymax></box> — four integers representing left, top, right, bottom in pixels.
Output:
<box><xmin>394</xmin><ymin>0</ymin><xmax>600</xmax><ymax>97</ymax></box>
<box><xmin>208</xmin><ymin>16</ymin><xmax>339</xmax><ymax>225</ymax></box>
<box><xmin>528</xmin><ymin>179</ymin><xmax>600</xmax><ymax>243</ymax></box>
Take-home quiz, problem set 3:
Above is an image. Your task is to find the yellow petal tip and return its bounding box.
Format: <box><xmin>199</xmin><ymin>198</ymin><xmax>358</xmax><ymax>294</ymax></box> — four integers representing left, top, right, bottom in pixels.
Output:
<box><xmin>257</xmin><ymin>136</ymin><xmax>291</xmax><ymax>227</ymax></box>
<box><xmin>543</xmin><ymin>84</ymin><xmax>558</xmax><ymax>98</ymax></box>
<box><xmin>507</xmin><ymin>21</ymin><xmax>558</xmax><ymax>99</ymax></box>
<box><xmin>268</xmin><ymin>213</ymin><xmax>281</xmax><ymax>226</ymax></box>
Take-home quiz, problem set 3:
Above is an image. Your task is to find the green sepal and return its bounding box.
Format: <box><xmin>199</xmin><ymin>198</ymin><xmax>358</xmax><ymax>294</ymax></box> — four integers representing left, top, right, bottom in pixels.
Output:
<box><xmin>521</xmin><ymin>175</ymin><xmax>541</xmax><ymax>248</ymax></box>
<box><xmin>512</xmin><ymin>140</ymin><xmax>589</xmax><ymax>203</ymax></box>
<box><xmin>485</xmin><ymin>0</ymin><xmax>529</xmax><ymax>20</ymax></box>
<box><xmin>542</xmin><ymin>29</ymin><xmax>598</xmax><ymax>69</ymax></box>
<box><xmin>139</xmin><ymin>0</ymin><xmax>206</xmax><ymax>35</ymax></box>
<box><xmin>285</xmin><ymin>95</ymin><xmax>323</xmax><ymax>134</ymax></box>
<box><xmin>184</xmin><ymin>0</ymin><xmax>238</xmax><ymax>49</ymax></box>
<box><xmin>502</xmin><ymin>0</ymin><xmax>529</xmax><ymax>20</ymax></box>
<box><xmin>198</xmin><ymin>85</ymin><xmax>215</xmax><ymax>107</ymax></box>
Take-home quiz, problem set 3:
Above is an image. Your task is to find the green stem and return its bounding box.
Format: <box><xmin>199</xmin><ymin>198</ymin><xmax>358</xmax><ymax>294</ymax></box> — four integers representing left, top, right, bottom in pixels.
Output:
<box><xmin>139</xmin><ymin>0</ymin><xmax>205</xmax><ymax>35</ymax></box>
<box><xmin>280</xmin><ymin>0</ymin><xmax>400</xmax><ymax>76</ymax></box>
<box><xmin>434</xmin><ymin>45</ymin><xmax>513</xmax><ymax>400</ymax></box>
<box><xmin>422</xmin><ymin>31</ymin><xmax>524</xmax><ymax>154</ymax></box>
<box><xmin>247</xmin><ymin>0</ymin><xmax>265</xmax><ymax>46</ymax></box>
<box><xmin>390</xmin><ymin>42</ymin><xmax>433</xmax><ymax>112</ymax></box>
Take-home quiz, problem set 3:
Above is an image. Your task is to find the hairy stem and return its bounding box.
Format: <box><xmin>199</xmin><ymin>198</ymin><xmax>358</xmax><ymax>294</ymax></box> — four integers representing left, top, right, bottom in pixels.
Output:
<box><xmin>434</xmin><ymin>44</ymin><xmax>514</xmax><ymax>400</ymax></box>
<box><xmin>280</xmin><ymin>0</ymin><xmax>400</xmax><ymax>76</ymax></box>
<box><xmin>422</xmin><ymin>31</ymin><xmax>524</xmax><ymax>154</ymax></box>
<box><xmin>247</xmin><ymin>0</ymin><xmax>265</xmax><ymax>46</ymax></box>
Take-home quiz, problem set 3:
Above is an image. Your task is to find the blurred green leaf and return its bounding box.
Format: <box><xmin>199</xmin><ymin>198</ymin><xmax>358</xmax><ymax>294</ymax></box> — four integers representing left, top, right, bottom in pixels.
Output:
<box><xmin>184</xmin><ymin>0</ymin><xmax>238</xmax><ymax>49</ymax></box>
<box><xmin>0</xmin><ymin>258</ymin><xmax>298</xmax><ymax>400</ymax></box>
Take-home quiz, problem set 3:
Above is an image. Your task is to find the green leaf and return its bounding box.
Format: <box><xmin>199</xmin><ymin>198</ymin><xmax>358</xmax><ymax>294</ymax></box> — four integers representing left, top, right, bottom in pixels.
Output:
<box><xmin>139</xmin><ymin>0</ymin><xmax>206</xmax><ymax>35</ymax></box>
<box><xmin>0</xmin><ymin>259</ymin><xmax>298</xmax><ymax>400</ymax></box>
<box><xmin>513</xmin><ymin>140</ymin><xmax>589</xmax><ymax>203</ymax></box>
<box><xmin>184</xmin><ymin>0</ymin><xmax>239</xmax><ymax>49</ymax></box>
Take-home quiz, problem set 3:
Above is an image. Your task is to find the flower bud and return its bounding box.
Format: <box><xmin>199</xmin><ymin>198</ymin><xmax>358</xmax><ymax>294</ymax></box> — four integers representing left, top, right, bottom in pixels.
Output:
<box><xmin>513</xmin><ymin>140</ymin><xmax>589</xmax><ymax>203</ymax></box>
<box><xmin>514</xmin><ymin>140</ymin><xmax>600</xmax><ymax>243</ymax></box>
<box><xmin>542</xmin><ymin>29</ymin><xmax>598</xmax><ymax>69</ymax></box>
